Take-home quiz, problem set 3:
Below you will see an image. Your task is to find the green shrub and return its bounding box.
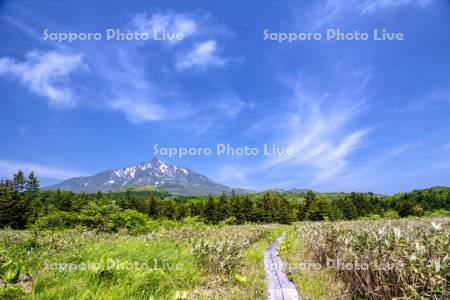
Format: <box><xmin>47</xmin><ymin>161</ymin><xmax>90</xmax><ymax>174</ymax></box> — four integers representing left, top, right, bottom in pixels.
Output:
<box><xmin>358</xmin><ymin>214</ymin><xmax>382</xmax><ymax>221</ymax></box>
<box><xmin>384</xmin><ymin>209</ymin><xmax>399</xmax><ymax>219</ymax></box>
<box><xmin>34</xmin><ymin>204</ymin><xmax>149</xmax><ymax>233</ymax></box>
<box><xmin>425</xmin><ymin>209</ymin><xmax>450</xmax><ymax>217</ymax></box>
<box><xmin>219</xmin><ymin>216</ymin><xmax>237</xmax><ymax>225</ymax></box>
<box><xmin>79</xmin><ymin>203</ymin><xmax>123</xmax><ymax>232</ymax></box>
<box><xmin>116</xmin><ymin>209</ymin><xmax>148</xmax><ymax>234</ymax></box>
<box><xmin>34</xmin><ymin>211</ymin><xmax>80</xmax><ymax>230</ymax></box>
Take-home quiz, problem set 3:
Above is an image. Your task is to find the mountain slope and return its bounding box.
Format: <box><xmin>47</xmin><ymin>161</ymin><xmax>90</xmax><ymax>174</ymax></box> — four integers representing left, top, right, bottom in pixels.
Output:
<box><xmin>46</xmin><ymin>158</ymin><xmax>252</xmax><ymax>196</ymax></box>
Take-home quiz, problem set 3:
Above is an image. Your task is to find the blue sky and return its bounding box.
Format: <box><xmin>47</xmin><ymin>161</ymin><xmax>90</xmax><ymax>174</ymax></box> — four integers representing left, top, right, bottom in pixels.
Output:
<box><xmin>0</xmin><ymin>0</ymin><xmax>449</xmax><ymax>194</ymax></box>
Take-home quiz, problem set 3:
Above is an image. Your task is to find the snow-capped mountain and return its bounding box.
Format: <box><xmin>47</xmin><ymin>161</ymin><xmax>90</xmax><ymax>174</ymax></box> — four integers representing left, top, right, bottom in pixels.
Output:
<box><xmin>46</xmin><ymin>158</ymin><xmax>252</xmax><ymax>195</ymax></box>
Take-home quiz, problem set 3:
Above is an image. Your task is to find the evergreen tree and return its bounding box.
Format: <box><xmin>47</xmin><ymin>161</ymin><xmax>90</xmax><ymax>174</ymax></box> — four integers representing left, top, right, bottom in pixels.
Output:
<box><xmin>336</xmin><ymin>196</ymin><xmax>358</xmax><ymax>219</ymax></box>
<box><xmin>306</xmin><ymin>197</ymin><xmax>331</xmax><ymax>221</ymax></box>
<box><xmin>0</xmin><ymin>180</ymin><xmax>14</xmax><ymax>227</ymax></box>
<box><xmin>12</xmin><ymin>170</ymin><xmax>26</xmax><ymax>192</ymax></box>
<box><xmin>163</xmin><ymin>200</ymin><xmax>177</xmax><ymax>219</ymax></box>
<box><xmin>231</xmin><ymin>196</ymin><xmax>245</xmax><ymax>224</ymax></box>
<box><xmin>303</xmin><ymin>191</ymin><xmax>316</xmax><ymax>216</ymax></box>
<box><xmin>147</xmin><ymin>194</ymin><xmax>159</xmax><ymax>218</ymax></box>
<box><xmin>276</xmin><ymin>198</ymin><xmax>294</xmax><ymax>224</ymax></box>
<box><xmin>215</xmin><ymin>193</ymin><xmax>230</xmax><ymax>221</ymax></box>
<box><xmin>204</xmin><ymin>196</ymin><xmax>218</xmax><ymax>223</ymax></box>
<box><xmin>261</xmin><ymin>193</ymin><xmax>274</xmax><ymax>222</ymax></box>
<box><xmin>25</xmin><ymin>172</ymin><xmax>40</xmax><ymax>192</ymax></box>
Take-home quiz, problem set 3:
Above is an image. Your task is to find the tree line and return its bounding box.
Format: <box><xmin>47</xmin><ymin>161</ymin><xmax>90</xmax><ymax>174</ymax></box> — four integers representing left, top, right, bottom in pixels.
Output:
<box><xmin>0</xmin><ymin>171</ymin><xmax>449</xmax><ymax>230</ymax></box>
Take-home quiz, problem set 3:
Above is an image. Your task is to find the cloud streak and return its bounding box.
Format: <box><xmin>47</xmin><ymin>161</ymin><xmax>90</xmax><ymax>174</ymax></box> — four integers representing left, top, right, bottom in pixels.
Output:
<box><xmin>300</xmin><ymin>0</ymin><xmax>435</xmax><ymax>30</ymax></box>
<box><xmin>0</xmin><ymin>159</ymin><xmax>84</xmax><ymax>180</ymax></box>
<box><xmin>401</xmin><ymin>88</ymin><xmax>450</xmax><ymax>111</ymax></box>
<box><xmin>0</xmin><ymin>50</ymin><xmax>86</xmax><ymax>107</ymax></box>
<box><xmin>217</xmin><ymin>72</ymin><xmax>372</xmax><ymax>189</ymax></box>
<box><xmin>261</xmin><ymin>76</ymin><xmax>370</xmax><ymax>183</ymax></box>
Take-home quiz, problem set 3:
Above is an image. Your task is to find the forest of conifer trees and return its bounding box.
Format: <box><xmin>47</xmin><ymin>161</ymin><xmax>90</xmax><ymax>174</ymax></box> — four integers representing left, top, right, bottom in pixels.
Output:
<box><xmin>1</xmin><ymin>171</ymin><xmax>449</xmax><ymax>230</ymax></box>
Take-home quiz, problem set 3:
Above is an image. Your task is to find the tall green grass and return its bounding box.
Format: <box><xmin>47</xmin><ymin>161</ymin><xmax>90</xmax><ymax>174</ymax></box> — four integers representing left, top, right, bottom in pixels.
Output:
<box><xmin>1</xmin><ymin>223</ymin><xmax>281</xmax><ymax>299</ymax></box>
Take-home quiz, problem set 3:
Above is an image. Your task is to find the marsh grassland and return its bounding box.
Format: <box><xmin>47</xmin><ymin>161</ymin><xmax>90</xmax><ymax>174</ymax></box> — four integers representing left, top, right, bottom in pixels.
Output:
<box><xmin>0</xmin><ymin>217</ymin><xmax>448</xmax><ymax>299</ymax></box>
<box><xmin>0</xmin><ymin>222</ymin><xmax>285</xmax><ymax>299</ymax></box>
<box><xmin>281</xmin><ymin>218</ymin><xmax>449</xmax><ymax>299</ymax></box>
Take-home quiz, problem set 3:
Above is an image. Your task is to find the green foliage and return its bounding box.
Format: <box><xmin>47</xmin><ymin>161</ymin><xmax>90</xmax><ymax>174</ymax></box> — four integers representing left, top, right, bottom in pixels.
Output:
<box><xmin>0</xmin><ymin>252</ymin><xmax>22</xmax><ymax>283</ymax></box>
<box><xmin>1</xmin><ymin>171</ymin><xmax>450</xmax><ymax>232</ymax></box>
<box><xmin>358</xmin><ymin>213</ymin><xmax>382</xmax><ymax>221</ymax></box>
<box><xmin>425</xmin><ymin>209</ymin><xmax>450</xmax><ymax>217</ymax></box>
<box><xmin>233</xmin><ymin>273</ymin><xmax>247</xmax><ymax>286</ymax></box>
<box><xmin>306</xmin><ymin>197</ymin><xmax>331</xmax><ymax>221</ymax></box>
<box><xmin>0</xmin><ymin>286</ymin><xmax>25</xmax><ymax>299</ymax></box>
<box><xmin>384</xmin><ymin>209</ymin><xmax>400</xmax><ymax>219</ymax></box>
<box><xmin>34</xmin><ymin>203</ymin><xmax>149</xmax><ymax>234</ymax></box>
<box><xmin>0</xmin><ymin>223</ymin><xmax>278</xmax><ymax>299</ymax></box>
<box><xmin>219</xmin><ymin>216</ymin><xmax>237</xmax><ymax>225</ymax></box>
<box><xmin>34</xmin><ymin>211</ymin><xmax>80</xmax><ymax>230</ymax></box>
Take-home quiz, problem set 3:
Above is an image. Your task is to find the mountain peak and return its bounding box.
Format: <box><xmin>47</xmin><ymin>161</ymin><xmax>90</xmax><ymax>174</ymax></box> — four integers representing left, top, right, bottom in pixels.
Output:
<box><xmin>46</xmin><ymin>160</ymin><xmax>254</xmax><ymax>196</ymax></box>
<box><xmin>150</xmin><ymin>157</ymin><xmax>162</xmax><ymax>168</ymax></box>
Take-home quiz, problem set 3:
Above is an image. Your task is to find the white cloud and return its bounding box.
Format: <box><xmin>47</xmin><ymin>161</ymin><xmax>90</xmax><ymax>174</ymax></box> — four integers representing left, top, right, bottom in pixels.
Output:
<box><xmin>302</xmin><ymin>0</ymin><xmax>435</xmax><ymax>30</ymax></box>
<box><xmin>402</xmin><ymin>88</ymin><xmax>450</xmax><ymax>111</ymax></box>
<box><xmin>0</xmin><ymin>9</ymin><xmax>235</xmax><ymax>128</ymax></box>
<box><xmin>92</xmin><ymin>12</ymin><xmax>233</xmax><ymax>123</ymax></box>
<box><xmin>0</xmin><ymin>50</ymin><xmax>86</xmax><ymax>107</ymax></box>
<box><xmin>1</xmin><ymin>15</ymin><xmax>42</xmax><ymax>41</ymax></box>
<box><xmin>215</xmin><ymin>94</ymin><xmax>249</xmax><ymax>117</ymax></box>
<box><xmin>219</xmin><ymin>72</ymin><xmax>372</xmax><ymax>188</ymax></box>
<box><xmin>389</xmin><ymin>145</ymin><xmax>410</xmax><ymax>157</ymax></box>
<box><xmin>190</xmin><ymin>94</ymin><xmax>250</xmax><ymax>135</ymax></box>
<box><xmin>360</xmin><ymin>0</ymin><xmax>433</xmax><ymax>15</ymax></box>
<box><xmin>259</xmin><ymin>81</ymin><xmax>370</xmax><ymax>183</ymax></box>
<box><xmin>110</xmin><ymin>98</ymin><xmax>165</xmax><ymax>123</ymax></box>
<box><xmin>175</xmin><ymin>40</ymin><xmax>227</xmax><ymax>71</ymax></box>
<box><xmin>84</xmin><ymin>44</ymin><xmax>172</xmax><ymax>123</ymax></box>
<box><xmin>0</xmin><ymin>159</ymin><xmax>84</xmax><ymax>180</ymax></box>
<box><xmin>133</xmin><ymin>12</ymin><xmax>199</xmax><ymax>41</ymax></box>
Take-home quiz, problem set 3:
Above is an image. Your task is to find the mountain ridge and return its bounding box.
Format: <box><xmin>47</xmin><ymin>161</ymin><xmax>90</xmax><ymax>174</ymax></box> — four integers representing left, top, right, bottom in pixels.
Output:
<box><xmin>45</xmin><ymin>158</ymin><xmax>253</xmax><ymax>196</ymax></box>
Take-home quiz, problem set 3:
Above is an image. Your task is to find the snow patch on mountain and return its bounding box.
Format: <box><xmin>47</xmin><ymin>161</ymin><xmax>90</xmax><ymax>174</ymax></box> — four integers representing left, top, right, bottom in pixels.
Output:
<box><xmin>46</xmin><ymin>157</ymin><xmax>252</xmax><ymax>195</ymax></box>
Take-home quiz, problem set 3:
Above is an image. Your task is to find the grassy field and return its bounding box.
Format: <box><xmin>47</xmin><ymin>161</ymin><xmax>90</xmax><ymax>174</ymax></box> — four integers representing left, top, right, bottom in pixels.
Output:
<box><xmin>281</xmin><ymin>217</ymin><xmax>449</xmax><ymax>299</ymax></box>
<box><xmin>1</xmin><ymin>217</ymin><xmax>448</xmax><ymax>299</ymax></box>
<box><xmin>0</xmin><ymin>222</ymin><xmax>285</xmax><ymax>299</ymax></box>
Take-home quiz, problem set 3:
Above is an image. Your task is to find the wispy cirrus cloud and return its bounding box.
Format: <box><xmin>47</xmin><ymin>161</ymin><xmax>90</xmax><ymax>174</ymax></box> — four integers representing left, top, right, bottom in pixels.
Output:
<box><xmin>260</xmin><ymin>75</ymin><xmax>371</xmax><ymax>183</ymax></box>
<box><xmin>86</xmin><ymin>11</ymin><xmax>236</xmax><ymax>124</ymax></box>
<box><xmin>0</xmin><ymin>159</ymin><xmax>84</xmax><ymax>180</ymax></box>
<box><xmin>389</xmin><ymin>144</ymin><xmax>411</xmax><ymax>157</ymax></box>
<box><xmin>0</xmin><ymin>8</ymin><xmax>238</xmax><ymax>129</ymax></box>
<box><xmin>217</xmin><ymin>71</ymin><xmax>372</xmax><ymax>189</ymax></box>
<box><xmin>0</xmin><ymin>50</ymin><xmax>87</xmax><ymax>107</ymax></box>
<box><xmin>190</xmin><ymin>93</ymin><xmax>252</xmax><ymax>135</ymax></box>
<box><xmin>360</xmin><ymin>0</ymin><xmax>433</xmax><ymax>15</ymax></box>
<box><xmin>401</xmin><ymin>88</ymin><xmax>450</xmax><ymax>111</ymax></box>
<box><xmin>298</xmin><ymin>0</ymin><xmax>435</xmax><ymax>30</ymax></box>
